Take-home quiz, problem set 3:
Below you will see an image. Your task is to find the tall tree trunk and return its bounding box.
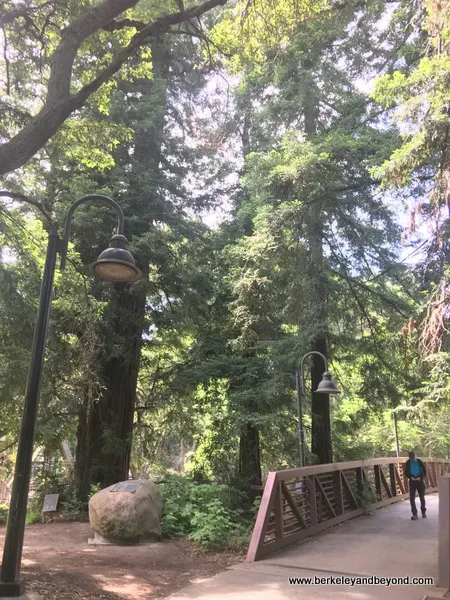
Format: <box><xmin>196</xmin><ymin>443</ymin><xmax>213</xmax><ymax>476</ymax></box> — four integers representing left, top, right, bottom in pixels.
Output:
<box><xmin>303</xmin><ymin>65</ymin><xmax>332</xmax><ymax>465</ymax></box>
<box><xmin>238</xmin><ymin>108</ymin><xmax>262</xmax><ymax>493</ymax></box>
<box><xmin>239</xmin><ymin>422</ymin><xmax>262</xmax><ymax>493</ymax></box>
<box><xmin>75</xmin><ymin>40</ymin><xmax>169</xmax><ymax>493</ymax></box>
<box><xmin>75</xmin><ymin>280</ymin><xmax>148</xmax><ymax>493</ymax></box>
<box><xmin>310</xmin><ymin>237</ymin><xmax>333</xmax><ymax>464</ymax></box>
<box><xmin>88</xmin><ymin>283</ymin><xmax>147</xmax><ymax>486</ymax></box>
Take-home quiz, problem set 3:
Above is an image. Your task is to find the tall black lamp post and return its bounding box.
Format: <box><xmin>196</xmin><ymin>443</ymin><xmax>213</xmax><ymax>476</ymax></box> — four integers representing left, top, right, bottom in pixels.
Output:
<box><xmin>295</xmin><ymin>351</ymin><xmax>340</xmax><ymax>468</ymax></box>
<box><xmin>0</xmin><ymin>192</ymin><xmax>141</xmax><ymax>598</ymax></box>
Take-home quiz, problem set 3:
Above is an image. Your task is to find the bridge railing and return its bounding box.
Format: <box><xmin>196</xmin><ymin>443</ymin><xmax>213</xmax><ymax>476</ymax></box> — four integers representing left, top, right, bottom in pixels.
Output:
<box><xmin>246</xmin><ymin>457</ymin><xmax>450</xmax><ymax>562</ymax></box>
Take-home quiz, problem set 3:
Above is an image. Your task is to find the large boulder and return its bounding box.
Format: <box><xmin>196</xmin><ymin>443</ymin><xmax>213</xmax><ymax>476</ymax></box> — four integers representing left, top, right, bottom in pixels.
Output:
<box><xmin>89</xmin><ymin>479</ymin><xmax>163</xmax><ymax>545</ymax></box>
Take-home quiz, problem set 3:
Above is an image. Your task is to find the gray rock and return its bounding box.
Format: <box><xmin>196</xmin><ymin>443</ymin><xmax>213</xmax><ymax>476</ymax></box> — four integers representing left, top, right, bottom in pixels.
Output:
<box><xmin>89</xmin><ymin>479</ymin><xmax>163</xmax><ymax>544</ymax></box>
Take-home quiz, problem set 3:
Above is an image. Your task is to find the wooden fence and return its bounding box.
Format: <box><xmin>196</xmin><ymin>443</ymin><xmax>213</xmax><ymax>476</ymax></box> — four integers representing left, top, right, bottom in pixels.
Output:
<box><xmin>246</xmin><ymin>457</ymin><xmax>450</xmax><ymax>562</ymax></box>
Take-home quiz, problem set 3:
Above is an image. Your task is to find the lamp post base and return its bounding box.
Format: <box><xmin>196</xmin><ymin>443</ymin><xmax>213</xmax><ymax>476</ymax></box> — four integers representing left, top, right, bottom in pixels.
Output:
<box><xmin>0</xmin><ymin>580</ymin><xmax>25</xmax><ymax>597</ymax></box>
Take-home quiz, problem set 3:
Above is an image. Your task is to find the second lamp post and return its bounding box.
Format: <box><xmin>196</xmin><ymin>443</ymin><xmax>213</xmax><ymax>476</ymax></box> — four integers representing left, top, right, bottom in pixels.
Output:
<box><xmin>295</xmin><ymin>351</ymin><xmax>341</xmax><ymax>468</ymax></box>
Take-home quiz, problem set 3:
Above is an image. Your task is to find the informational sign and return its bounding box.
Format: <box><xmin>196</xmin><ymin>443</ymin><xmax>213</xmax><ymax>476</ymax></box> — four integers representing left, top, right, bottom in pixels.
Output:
<box><xmin>43</xmin><ymin>494</ymin><xmax>59</xmax><ymax>513</ymax></box>
<box><xmin>110</xmin><ymin>481</ymin><xmax>143</xmax><ymax>493</ymax></box>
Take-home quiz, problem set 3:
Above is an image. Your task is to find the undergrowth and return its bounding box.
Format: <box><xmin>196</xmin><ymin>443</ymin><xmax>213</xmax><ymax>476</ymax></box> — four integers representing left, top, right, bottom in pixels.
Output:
<box><xmin>158</xmin><ymin>475</ymin><xmax>260</xmax><ymax>549</ymax></box>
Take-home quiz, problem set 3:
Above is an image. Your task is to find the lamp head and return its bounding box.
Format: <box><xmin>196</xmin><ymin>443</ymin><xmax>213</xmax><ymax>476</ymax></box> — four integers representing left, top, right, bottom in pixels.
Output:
<box><xmin>315</xmin><ymin>372</ymin><xmax>341</xmax><ymax>395</ymax></box>
<box><xmin>90</xmin><ymin>234</ymin><xmax>142</xmax><ymax>283</ymax></box>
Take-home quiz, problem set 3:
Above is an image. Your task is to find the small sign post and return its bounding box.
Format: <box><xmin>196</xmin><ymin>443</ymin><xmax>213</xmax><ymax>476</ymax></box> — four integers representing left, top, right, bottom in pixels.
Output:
<box><xmin>42</xmin><ymin>494</ymin><xmax>59</xmax><ymax>513</ymax></box>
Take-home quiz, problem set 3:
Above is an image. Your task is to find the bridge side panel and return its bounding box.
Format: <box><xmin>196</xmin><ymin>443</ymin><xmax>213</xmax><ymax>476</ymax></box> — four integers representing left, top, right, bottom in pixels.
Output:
<box><xmin>246</xmin><ymin>457</ymin><xmax>448</xmax><ymax>562</ymax></box>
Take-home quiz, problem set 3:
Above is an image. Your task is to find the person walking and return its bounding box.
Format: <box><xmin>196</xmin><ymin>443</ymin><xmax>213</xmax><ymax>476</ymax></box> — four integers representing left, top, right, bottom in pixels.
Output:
<box><xmin>405</xmin><ymin>450</ymin><xmax>427</xmax><ymax>520</ymax></box>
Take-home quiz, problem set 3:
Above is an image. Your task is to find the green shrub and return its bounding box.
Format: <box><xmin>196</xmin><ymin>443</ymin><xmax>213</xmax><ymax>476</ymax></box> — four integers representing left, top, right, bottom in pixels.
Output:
<box><xmin>2</xmin><ymin>500</ymin><xmax>42</xmax><ymax>526</ymax></box>
<box><xmin>26</xmin><ymin>509</ymin><xmax>41</xmax><ymax>525</ymax></box>
<box><xmin>158</xmin><ymin>475</ymin><xmax>255</xmax><ymax>549</ymax></box>
<box><xmin>60</xmin><ymin>491</ymin><xmax>88</xmax><ymax>521</ymax></box>
<box><xmin>24</xmin><ymin>481</ymin><xmax>102</xmax><ymax>525</ymax></box>
<box><xmin>158</xmin><ymin>475</ymin><xmax>196</xmax><ymax>536</ymax></box>
<box><xmin>88</xmin><ymin>483</ymin><xmax>102</xmax><ymax>499</ymax></box>
<box><xmin>59</xmin><ymin>483</ymin><xmax>102</xmax><ymax>521</ymax></box>
<box><xmin>0</xmin><ymin>503</ymin><xmax>9</xmax><ymax>525</ymax></box>
<box><xmin>188</xmin><ymin>498</ymin><xmax>244</xmax><ymax>548</ymax></box>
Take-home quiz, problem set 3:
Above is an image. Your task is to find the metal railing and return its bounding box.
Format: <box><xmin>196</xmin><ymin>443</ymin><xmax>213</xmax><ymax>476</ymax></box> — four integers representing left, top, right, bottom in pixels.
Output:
<box><xmin>247</xmin><ymin>457</ymin><xmax>450</xmax><ymax>562</ymax></box>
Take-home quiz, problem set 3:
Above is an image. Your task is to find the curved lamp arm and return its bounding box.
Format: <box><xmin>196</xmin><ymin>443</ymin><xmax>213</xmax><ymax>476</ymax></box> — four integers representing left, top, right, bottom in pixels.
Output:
<box><xmin>0</xmin><ymin>191</ymin><xmax>55</xmax><ymax>228</ymax></box>
<box><xmin>298</xmin><ymin>351</ymin><xmax>329</xmax><ymax>394</ymax></box>
<box><xmin>60</xmin><ymin>194</ymin><xmax>125</xmax><ymax>270</ymax></box>
<box><xmin>299</xmin><ymin>351</ymin><xmax>328</xmax><ymax>375</ymax></box>
<box><xmin>0</xmin><ymin>192</ymin><xmax>125</xmax><ymax>269</ymax></box>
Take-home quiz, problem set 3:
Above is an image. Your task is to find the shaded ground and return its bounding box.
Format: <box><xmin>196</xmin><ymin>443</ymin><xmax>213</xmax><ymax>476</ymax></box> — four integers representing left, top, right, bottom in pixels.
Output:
<box><xmin>0</xmin><ymin>522</ymin><xmax>244</xmax><ymax>600</ymax></box>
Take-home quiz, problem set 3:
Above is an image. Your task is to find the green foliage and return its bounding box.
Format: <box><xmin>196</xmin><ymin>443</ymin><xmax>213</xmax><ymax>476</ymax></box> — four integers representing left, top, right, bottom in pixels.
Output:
<box><xmin>59</xmin><ymin>483</ymin><xmax>101</xmax><ymax>522</ymax></box>
<box><xmin>89</xmin><ymin>483</ymin><xmax>102</xmax><ymax>497</ymax></box>
<box><xmin>185</xmin><ymin>393</ymin><xmax>240</xmax><ymax>484</ymax></box>
<box><xmin>60</xmin><ymin>491</ymin><xmax>88</xmax><ymax>522</ymax></box>
<box><xmin>0</xmin><ymin>503</ymin><xmax>9</xmax><ymax>525</ymax></box>
<box><xmin>25</xmin><ymin>510</ymin><xmax>42</xmax><ymax>526</ymax></box>
<box><xmin>27</xmin><ymin>458</ymin><xmax>74</xmax><ymax>512</ymax></box>
<box><xmin>212</xmin><ymin>0</ymin><xmax>330</xmax><ymax>70</ymax></box>
<box><xmin>0</xmin><ymin>0</ymin><xmax>222</xmax><ymax>173</ymax></box>
<box><xmin>2</xmin><ymin>0</ymin><xmax>450</xmax><ymax>519</ymax></box>
<box><xmin>371</xmin><ymin>0</ymin><xmax>450</xmax><ymax>199</ymax></box>
<box><xmin>23</xmin><ymin>474</ymin><xmax>100</xmax><ymax>524</ymax></box>
<box><xmin>187</xmin><ymin>499</ymin><xmax>245</xmax><ymax>549</ymax></box>
<box><xmin>158</xmin><ymin>476</ymin><xmax>253</xmax><ymax>549</ymax></box>
<box><xmin>130</xmin><ymin>0</ymin><xmax>449</xmax><ymax>483</ymax></box>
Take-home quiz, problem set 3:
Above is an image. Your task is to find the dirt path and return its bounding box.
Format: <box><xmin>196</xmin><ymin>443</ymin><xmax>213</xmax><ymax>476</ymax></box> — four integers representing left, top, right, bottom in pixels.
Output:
<box><xmin>0</xmin><ymin>523</ymin><xmax>243</xmax><ymax>599</ymax></box>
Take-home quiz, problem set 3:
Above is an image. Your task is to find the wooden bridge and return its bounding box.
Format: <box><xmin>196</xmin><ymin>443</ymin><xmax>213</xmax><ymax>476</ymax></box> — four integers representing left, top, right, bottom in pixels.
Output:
<box><xmin>172</xmin><ymin>457</ymin><xmax>450</xmax><ymax>599</ymax></box>
<box><xmin>174</xmin><ymin>498</ymin><xmax>443</xmax><ymax>598</ymax></box>
<box><xmin>247</xmin><ymin>457</ymin><xmax>448</xmax><ymax>562</ymax></box>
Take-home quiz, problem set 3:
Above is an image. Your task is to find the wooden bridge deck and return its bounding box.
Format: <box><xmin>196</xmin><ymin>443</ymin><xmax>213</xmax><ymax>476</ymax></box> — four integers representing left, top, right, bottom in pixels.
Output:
<box><xmin>170</xmin><ymin>493</ymin><xmax>443</xmax><ymax>599</ymax></box>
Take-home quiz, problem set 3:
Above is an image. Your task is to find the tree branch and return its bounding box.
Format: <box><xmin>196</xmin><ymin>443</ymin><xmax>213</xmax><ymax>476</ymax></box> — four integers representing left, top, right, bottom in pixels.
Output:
<box><xmin>0</xmin><ymin>438</ymin><xmax>17</xmax><ymax>454</ymax></box>
<box><xmin>47</xmin><ymin>0</ymin><xmax>140</xmax><ymax>106</ymax></box>
<box><xmin>0</xmin><ymin>1</ymin><xmax>56</xmax><ymax>28</ymax></box>
<box><xmin>73</xmin><ymin>0</ymin><xmax>227</xmax><ymax>107</ymax></box>
<box><xmin>103</xmin><ymin>18</ymin><xmax>147</xmax><ymax>31</ymax></box>
<box><xmin>0</xmin><ymin>0</ymin><xmax>227</xmax><ymax>176</ymax></box>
